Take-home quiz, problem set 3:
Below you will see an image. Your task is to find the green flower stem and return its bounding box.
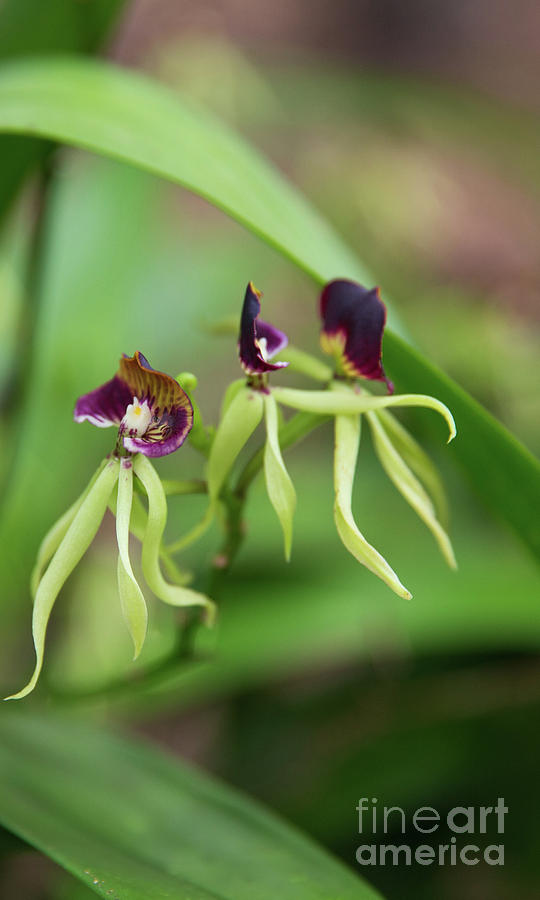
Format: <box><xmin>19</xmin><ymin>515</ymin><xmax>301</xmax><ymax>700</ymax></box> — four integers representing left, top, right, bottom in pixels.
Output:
<box><xmin>6</xmin><ymin>458</ymin><xmax>120</xmax><ymax>700</ymax></box>
<box><xmin>160</xmin><ymin>479</ymin><xmax>207</xmax><ymax>496</ymax></box>
<box><xmin>134</xmin><ymin>478</ymin><xmax>207</xmax><ymax>497</ymax></box>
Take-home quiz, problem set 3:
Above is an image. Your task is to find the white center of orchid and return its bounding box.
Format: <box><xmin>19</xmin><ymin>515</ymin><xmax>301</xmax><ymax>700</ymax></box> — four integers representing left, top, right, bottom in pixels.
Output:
<box><xmin>121</xmin><ymin>397</ymin><xmax>152</xmax><ymax>437</ymax></box>
<box><xmin>257</xmin><ymin>336</ymin><xmax>269</xmax><ymax>361</ymax></box>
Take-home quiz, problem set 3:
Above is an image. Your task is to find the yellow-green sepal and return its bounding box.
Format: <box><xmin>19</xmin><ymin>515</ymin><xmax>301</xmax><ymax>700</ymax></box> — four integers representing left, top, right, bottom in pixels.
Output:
<box><xmin>133</xmin><ymin>455</ymin><xmax>215</xmax><ymax>625</ymax></box>
<box><xmin>116</xmin><ymin>460</ymin><xmax>148</xmax><ymax>659</ymax></box>
<box><xmin>367</xmin><ymin>411</ymin><xmax>457</xmax><ymax>569</ymax></box>
<box><xmin>334</xmin><ymin>412</ymin><xmax>412</xmax><ymax>600</ymax></box>
<box><xmin>263</xmin><ymin>392</ymin><xmax>296</xmax><ymax>561</ymax></box>
<box><xmin>207</xmin><ymin>384</ymin><xmax>264</xmax><ymax>505</ymax></box>
<box><xmin>6</xmin><ymin>458</ymin><xmax>120</xmax><ymax>700</ymax></box>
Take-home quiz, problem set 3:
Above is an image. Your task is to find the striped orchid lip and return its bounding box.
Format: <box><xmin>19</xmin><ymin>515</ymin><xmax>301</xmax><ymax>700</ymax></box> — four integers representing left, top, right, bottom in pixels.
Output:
<box><xmin>238</xmin><ymin>281</ymin><xmax>289</xmax><ymax>377</ymax></box>
<box><xmin>319</xmin><ymin>279</ymin><xmax>393</xmax><ymax>393</ymax></box>
<box><xmin>74</xmin><ymin>351</ymin><xmax>193</xmax><ymax>457</ymax></box>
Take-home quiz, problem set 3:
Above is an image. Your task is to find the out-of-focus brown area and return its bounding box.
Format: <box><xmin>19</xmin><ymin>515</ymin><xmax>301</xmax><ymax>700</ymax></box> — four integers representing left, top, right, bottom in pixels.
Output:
<box><xmin>112</xmin><ymin>0</ymin><xmax>540</xmax><ymax>111</ymax></box>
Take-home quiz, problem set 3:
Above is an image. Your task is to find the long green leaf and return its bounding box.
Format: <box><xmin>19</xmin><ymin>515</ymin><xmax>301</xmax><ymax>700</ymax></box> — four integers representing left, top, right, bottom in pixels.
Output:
<box><xmin>0</xmin><ymin>57</ymin><xmax>537</xmax><ymax>558</ymax></box>
<box><xmin>0</xmin><ymin>1</ymin><xmax>127</xmax><ymax>219</ymax></box>
<box><xmin>0</xmin><ymin>711</ymin><xmax>381</xmax><ymax>900</ymax></box>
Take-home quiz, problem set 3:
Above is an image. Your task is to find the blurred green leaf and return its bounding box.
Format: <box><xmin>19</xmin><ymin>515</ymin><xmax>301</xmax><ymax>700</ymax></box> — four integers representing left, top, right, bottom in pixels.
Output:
<box><xmin>0</xmin><ymin>0</ymin><xmax>127</xmax><ymax>219</ymax></box>
<box><xmin>0</xmin><ymin>56</ymin><xmax>537</xmax><ymax>559</ymax></box>
<box><xmin>0</xmin><ymin>711</ymin><xmax>382</xmax><ymax>900</ymax></box>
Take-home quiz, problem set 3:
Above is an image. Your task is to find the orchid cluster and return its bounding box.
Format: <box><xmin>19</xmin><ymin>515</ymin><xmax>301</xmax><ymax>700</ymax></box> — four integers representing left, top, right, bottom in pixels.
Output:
<box><xmin>8</xmin><ymin>278</ymin><xmax>456</xmax><ymax>700</ymax></box>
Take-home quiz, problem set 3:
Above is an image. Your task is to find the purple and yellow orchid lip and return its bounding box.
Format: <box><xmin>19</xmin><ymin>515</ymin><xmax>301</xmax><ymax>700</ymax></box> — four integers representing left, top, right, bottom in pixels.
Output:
<box><xmin>319</xmin><ymin>279</ymin><xmax>393</xmax><ymax>393</ymax></box>
<box><xmin>238</xmin><ymin>281</ymin><xmax>289</xmax><ymax>376</ymax></box>
<box><xmin>74</xmin><ymin>351</ymin><xmax>193</xmax><ymax>457</ymax></box>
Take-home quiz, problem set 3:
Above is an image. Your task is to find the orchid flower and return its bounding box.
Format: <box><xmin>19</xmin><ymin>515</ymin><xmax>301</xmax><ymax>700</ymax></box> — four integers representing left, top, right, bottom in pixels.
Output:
<box><xmin>207</xmin><ymin>282</ymin><xmax>296</xmax><ymax>561</ymax></box>
<box><xmin>271</xmin><ymin>278</ymin><xmax>457</xmax><ymax>599</ymax></box>
<box><xmin>7</xmin><ymin>352</ymin><xmax>214</xmax><ymax>701</ymax></box>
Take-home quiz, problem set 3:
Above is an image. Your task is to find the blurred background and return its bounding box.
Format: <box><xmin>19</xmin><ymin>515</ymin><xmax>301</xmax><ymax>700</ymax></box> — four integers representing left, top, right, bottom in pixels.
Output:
<box><xmin>0</xmin><ymin>1</ymin><xmax>539</xmax><ymax>898</ymax></box>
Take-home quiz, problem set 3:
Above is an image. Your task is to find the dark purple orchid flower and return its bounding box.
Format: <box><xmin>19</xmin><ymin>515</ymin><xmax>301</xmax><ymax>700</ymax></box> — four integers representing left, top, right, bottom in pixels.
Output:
<box><xmin>74</xmin><ymin>351</ymin><xmax>193</xmax><ymax>457</ymax></box>
<box><xmin>238</xmin><ymin>282</ymin><xmax>289</xmax><ymax>376</ymax></box>
<box><xmin>320</xmin><ymin>279</ymin><xmax>393</xmax><ymax>393</ymax></box>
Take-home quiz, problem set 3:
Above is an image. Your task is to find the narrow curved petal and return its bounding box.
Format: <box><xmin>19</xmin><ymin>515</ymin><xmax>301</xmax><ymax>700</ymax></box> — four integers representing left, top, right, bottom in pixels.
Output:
<box><xmin>271</xmin><ymin>386</ymin><xmax>456</xmax><ymax>443</ymax></box>
<box><xmin>74</xmin><ymin>375</ymin><xmax>133</xmax><ymax>427</ymax></box>
<box><xmin>119</xmin><ymin>351</ymin><xmax>193</xmax><ymax>456</ymax></box>
<box><xmin>263</xmin><ymin>392</ymin><xmax>296</xmax><ymax>561</ymax></box>
<box><xmin>367</xmin><ymin>411</ymin><xmax>457</xmax><ymax>569</ymax></box>
<box><xmin>109</xmin><ymin>491</ymin><xmax>192</xmax><ymax>586</ymax></box>
<box><xmin>238</xmin><ymin>282</ymin><xmax>289</xmax><ymax>375</ymax></box>
<box><xmin>5</xmin><ymin>459</ymin><xmax>120</xmax><ymax>700</ymax></box>
<box><xmin>333</xmin><ymin>412</ymin><xmax>412</xmax><ymax>600</ymax></box>
<box><xmin>320</xmin><ymin>279</ymin><xmax>392</xmax><ymax>390</ymax></box>
<box><xmin>31</xmin><ymin>460</ymin><xmax>108</xmax><ymax>596</ymax></box>
<box><xmin>376</xmin><ymin>408</ymin><xmax>450</xmax><ymax>526</ymax></box>
<box><xmin>133</xmin><ymin>455</ymin><xmax>215</xmax><ymax>623</ymax></box>
<box><xmin>116</xmin><ymin>460</ymin><xmax>148</xmax><ymax>658</ymax></box>
<box><xmin>207</xmin><ymin>385</ymin><xmax>264</xmax><ymax>504</ymax></box>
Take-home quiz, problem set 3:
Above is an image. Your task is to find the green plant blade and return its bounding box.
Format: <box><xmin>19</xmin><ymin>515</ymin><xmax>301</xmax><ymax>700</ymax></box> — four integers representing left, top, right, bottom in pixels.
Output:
<box><xmin>0</xmin><ymin>0</ymin><xmax>127</xmax><ymax>220</ymax></box>
<box><xmin>0</xmin><ymin>711</ymin><xmax>382</xmax><ymax>900</ymax></box>
<box><xmin>0</xmin><ymin>56</ymin><xmax>537</xmax><ymax>557</ymax></box>
<box><xmin>263</xmin><ymin>392</ymin><xmax>296</xmax><ymax>561</ymax></box>
<box><xmin>5</xmin><ymin>459</ymin><xmax>119</xmax><ymax>700</ymax></box>
<box><xmin>333</xmin><ymin>412</ymin><xmax>411</xmax><ymax>600</ymax></box>
<box><xmin>116</xmin><ymin>461</ymin><xmax>147</xmax><ymax>659</ymax></box>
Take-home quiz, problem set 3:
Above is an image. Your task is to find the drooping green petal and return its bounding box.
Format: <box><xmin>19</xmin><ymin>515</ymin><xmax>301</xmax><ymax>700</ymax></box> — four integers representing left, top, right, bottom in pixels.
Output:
<box><xmin>133</xmin><ymin>455</ymin><xmax>215</xmax><ymax>623</ymax></box>
<box><xmin>376</xmin><ymin>408</ymin><xmax>450</xmax><ymax>527</ymax></box>
<box><xmin>272</xmin><ymin>386</ymin><xmax>456</xmax><ymax>442</ymax></box>
<box><xmin>115</xmin><ymin>461</ymin><xmax>148</xmax><ymax>659</ymax></box>
<box><xmin>334</xmin><ymin>413</ymin><xmax>412</xmax><ymax>600</ymax></box>
<box><xmin>367</xmin><ymin>411</ymin><xmax>457</xmax><ymax>569</ymax></box>
<box><xmin>109</xmin><ymin>489</ymin><xmax>192</xmax><ymax>586</ymax></box>
<box><xmin>220</xmin><ymin>378</ymin><xmax>249</xmax><ymax>418</ymax></box>
<box><xmin>30</xmin><ymin>459</ymin><xmax>108</xmax><ymax>596</ymax></box>
<box><xmin>6</xmin><ymin>459</ymin><xmax>120</xmax><ymax>701</ymax></box>
<box><xmin>263</xmin><ymin>392</ymin><xmax>296</xmax><ymax>561</ymax></box>
<box><xmin>207</xmin><ymin>385</ymin><xmax>264</xmax><ymax>504</ymax></box>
